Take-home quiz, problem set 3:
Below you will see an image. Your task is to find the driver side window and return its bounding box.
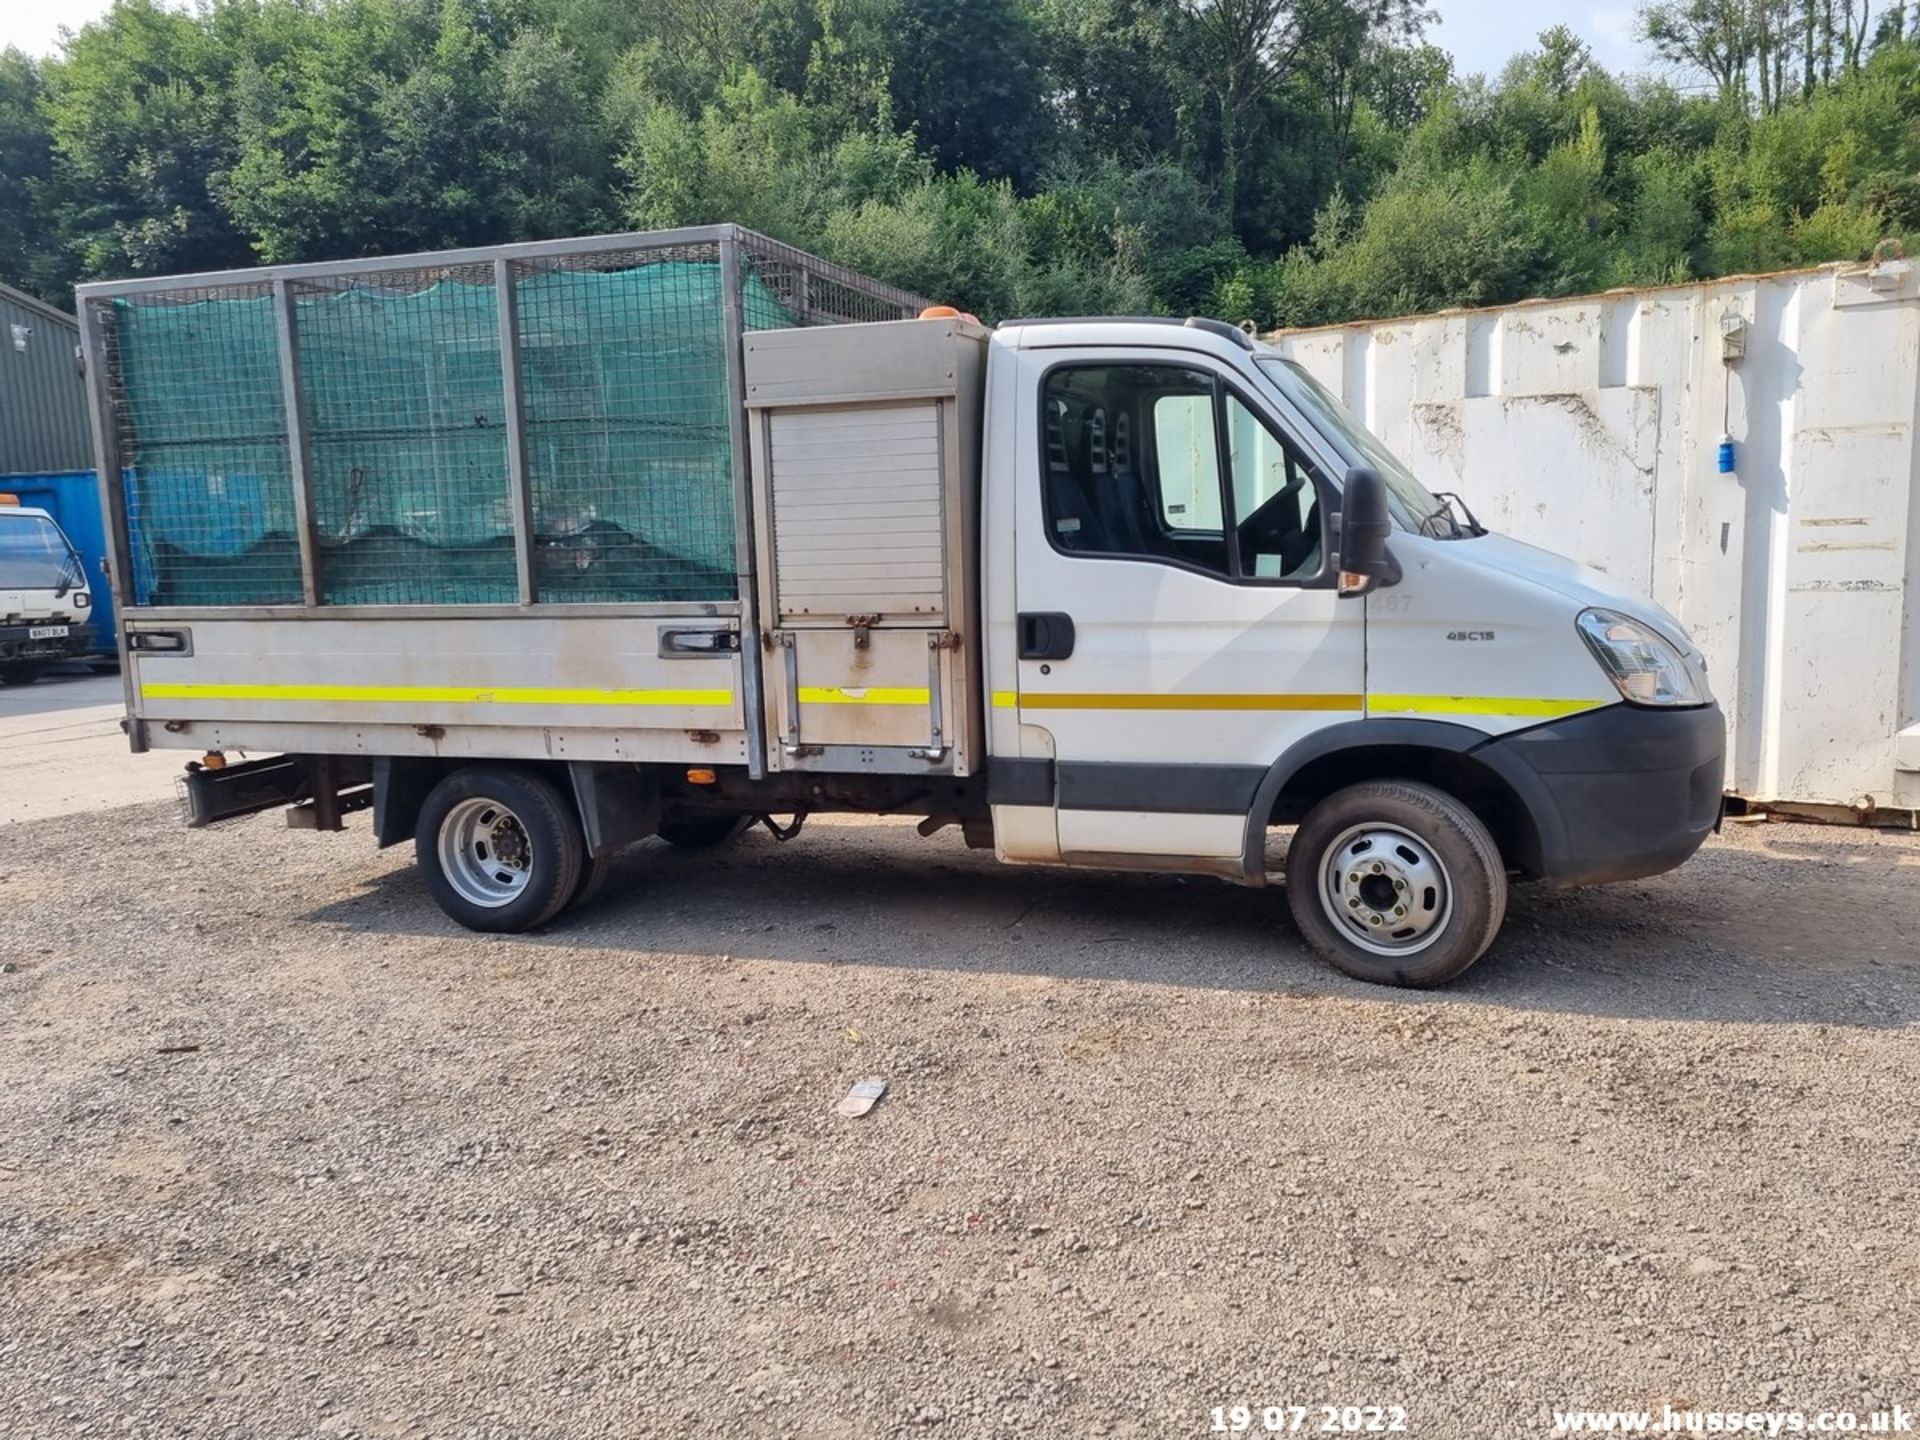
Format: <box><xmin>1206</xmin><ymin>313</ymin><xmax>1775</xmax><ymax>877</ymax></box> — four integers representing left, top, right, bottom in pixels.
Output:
<box><xmin>1041</xmin><ymin>364</ymin><xmax>1231</xmax><ymax>578</ymax></box>
<box><xmin>1038</xmin><ymin>362</ymin><xmax>1327</xmax><ymax>585</ymax></box>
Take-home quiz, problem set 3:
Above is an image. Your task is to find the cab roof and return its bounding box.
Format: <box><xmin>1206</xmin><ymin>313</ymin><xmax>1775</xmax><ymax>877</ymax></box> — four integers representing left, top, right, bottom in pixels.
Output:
<box><xmin>993</xmin><ymin>316</ymin><xmax>1274</xmax><ymax>366</ymax></box>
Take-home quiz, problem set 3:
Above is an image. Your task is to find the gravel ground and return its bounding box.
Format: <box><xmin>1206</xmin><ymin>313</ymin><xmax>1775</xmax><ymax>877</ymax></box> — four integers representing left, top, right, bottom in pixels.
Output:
<box><xmin>2</xmin><ymin>802</ymin><xmax>1918</xmax><ymax>1440</ymax></box>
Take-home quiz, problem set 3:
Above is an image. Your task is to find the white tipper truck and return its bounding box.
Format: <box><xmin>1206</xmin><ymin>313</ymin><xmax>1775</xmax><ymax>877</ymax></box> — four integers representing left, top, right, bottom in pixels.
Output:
<box><xmin>0</xmin><ymin>497</ymin><xmax>95</xmax><ymax>686</ymax></box>
<box><xmin>77</xmin><ymin>225</ymin><xmax>1724</xmax><ymax>986</ymax></box>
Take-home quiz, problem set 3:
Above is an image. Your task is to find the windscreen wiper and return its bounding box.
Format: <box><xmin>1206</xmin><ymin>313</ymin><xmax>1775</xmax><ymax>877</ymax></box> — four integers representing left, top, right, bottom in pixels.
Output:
<box><xmin>1418</xmin><ymin>492</ymin><xmax>1484</xmax><ymax>539</ymax></box>
<box><xmin>1416</xmin><ymin>499</ymin><xmax>1463</xmax><ymax>539</ymax></box>
<box><xmin>54</xmin><ymin>552</ymin><xmax>86</xmax><ymax>597</ymax></box>
<box><xmin>1434</xmin><ymin>491</ymin><xmax>1486</xmax><ymax>536</ymax></box>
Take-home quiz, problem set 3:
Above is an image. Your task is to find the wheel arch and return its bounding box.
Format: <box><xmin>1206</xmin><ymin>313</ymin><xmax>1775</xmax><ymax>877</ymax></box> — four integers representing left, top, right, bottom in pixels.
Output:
<box><xmin>373</xmin><ymin>756</ymin><xmax>458</xmax><ymax>849</ymax></box>
<box><xmin>373</xmin><ymin>757</ymin><xmax>658</xmax><ymax>856</ymax></box>
<box><xmin>1240</xmin><ymin>719</ymin><xmax>1563</xmax><ymax>885</ymax></box>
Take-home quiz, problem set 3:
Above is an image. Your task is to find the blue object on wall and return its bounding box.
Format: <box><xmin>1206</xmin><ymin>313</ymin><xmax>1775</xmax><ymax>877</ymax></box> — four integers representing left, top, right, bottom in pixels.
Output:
<box><xmin>1717</xmin><ymin>435</ymin><xmax>1737</xmax><ymax>474</ymax></box>
<box><xmin>3</xmin><ymin>470</ymin><xmax>116</xmax><ymax>655</ymax></box>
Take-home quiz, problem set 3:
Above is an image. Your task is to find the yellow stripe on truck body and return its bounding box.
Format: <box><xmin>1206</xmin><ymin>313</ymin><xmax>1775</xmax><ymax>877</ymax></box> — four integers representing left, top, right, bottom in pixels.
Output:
<box><xmin>992</xmin><ymin>690</ymin><xmax>1602</xmax><ymax>719</ymax></box>
<box><xmin>141</xmin><ymin>681</ymin><xmax>735</xmax><ymax>708</ymax></box>
<box><xmin>1369</xmin><ymin>693</ymin><xmax>1605</xmax><ymax>720</ymax></box>
<box><xmin>1018</xmin><ymin>691</ymin><xmax>1363</xmax><ymax>713</ymax></box>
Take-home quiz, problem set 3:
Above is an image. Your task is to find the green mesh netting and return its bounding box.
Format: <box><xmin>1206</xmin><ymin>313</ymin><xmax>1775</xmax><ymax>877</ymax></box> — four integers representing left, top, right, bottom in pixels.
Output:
<box><xmin>115</xmin><ymin>259</ymin><xmax>793</xmax><ymax>607</ymax></box>
<box><xmin>116</xmin><ymin>290</ymin><xmax>305</xmax><ymax>606</ymax></box>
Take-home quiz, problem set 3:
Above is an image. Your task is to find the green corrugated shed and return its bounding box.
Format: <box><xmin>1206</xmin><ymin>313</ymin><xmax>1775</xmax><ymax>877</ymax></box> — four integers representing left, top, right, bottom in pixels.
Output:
<box><xmin>0</xmin><ymin>282</ymin><xmax>92</xmax><ymax>477</ymax></box>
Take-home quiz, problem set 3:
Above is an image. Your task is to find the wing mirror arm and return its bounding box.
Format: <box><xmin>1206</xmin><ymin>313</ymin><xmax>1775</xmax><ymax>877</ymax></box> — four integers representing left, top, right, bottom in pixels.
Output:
<box><xmin>1335</xmin><ymin>466</ymin><xmax>1397</xmax><ymax>597</ymax></box>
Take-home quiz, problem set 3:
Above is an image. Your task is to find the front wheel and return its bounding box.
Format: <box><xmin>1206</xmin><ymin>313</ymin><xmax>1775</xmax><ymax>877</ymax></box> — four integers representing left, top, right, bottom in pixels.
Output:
<box><xmin>414</xmin><ymin>764</ymin><xmax>586</xmax><ymax>933</ymax></box>
<box><xmin>1284</xmin><ymin>780</ymin><xmax>1507</xmax><ymax>988</ymax></box>
<box><xmin>0</xmin><ymin>662</ymin><xmax>46</xmax><ymax>687</ymax></box>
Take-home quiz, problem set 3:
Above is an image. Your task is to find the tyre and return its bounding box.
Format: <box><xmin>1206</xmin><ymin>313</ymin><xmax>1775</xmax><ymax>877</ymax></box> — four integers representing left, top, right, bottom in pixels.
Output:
<box><xmin>657</xmin><ymin>812</ymin><xmax>752</xmax><ymax>849</ymax></box>
<box><xmin>1284</xmin><ymin>780</ymin><xmax>1507</xmax><ymax>988</ymax></box>
<box><xmin>414</xmin><ymin>764</ymin><xmax>586</xmax><ymax>933</ymax></box>
<box><xmin>568</xmin><ymin>849</ymin><xmax>614</xmax><ymax>911</ymax></box>
<box><xmin>0</xmin><ymin>662</ymin><xmax>46</xmax><ymax>687</ymax></box>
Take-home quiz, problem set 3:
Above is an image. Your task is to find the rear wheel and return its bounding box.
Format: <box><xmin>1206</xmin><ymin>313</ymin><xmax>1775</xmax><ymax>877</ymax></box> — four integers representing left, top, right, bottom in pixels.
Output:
<box><xmin>567</xmin><ymin>849</ymin><xmax>614</xmax><ymax>911</ymax></box>
<box><xmin>0</xmin><ymin>662</ymin><xmax>46</xmax><ymax>687</ymax></box>
<box><xmin>1284</xmin><ymin>780</ymin><xmax>1506</xmax><ymax>988</ymax></box>
<box><xmin>657</xmin><ymin>813</ymin><xmax>752</xmax><ymax>849</ymax></box>
<box><xmin>414</xmin><ymin>764</ymin><xmax>585</xmax><ymax>933</ymax></box>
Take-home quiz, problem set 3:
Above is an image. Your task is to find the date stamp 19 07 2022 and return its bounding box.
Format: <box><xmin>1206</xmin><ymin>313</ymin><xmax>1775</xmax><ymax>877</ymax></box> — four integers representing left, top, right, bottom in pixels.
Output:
<box><xmin>1210</xmin><ymin>1404</ymin><xmax>1411</xmax><ymax>1434</ymax></box>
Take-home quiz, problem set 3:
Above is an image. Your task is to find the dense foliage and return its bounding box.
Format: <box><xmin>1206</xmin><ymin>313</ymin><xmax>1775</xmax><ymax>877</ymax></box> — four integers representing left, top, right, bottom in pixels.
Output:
<box><xmin>2</xmin><ymin>0</ymin><xmax>1918</xmax><ymax>325</ymax></box>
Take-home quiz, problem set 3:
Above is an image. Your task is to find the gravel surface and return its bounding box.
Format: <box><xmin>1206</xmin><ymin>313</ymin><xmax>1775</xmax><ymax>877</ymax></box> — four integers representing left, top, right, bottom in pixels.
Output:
<box><xmin>2</xmin><ymin>803</ymin><xmax>1918</xmax><ymax>1439</ymax></box>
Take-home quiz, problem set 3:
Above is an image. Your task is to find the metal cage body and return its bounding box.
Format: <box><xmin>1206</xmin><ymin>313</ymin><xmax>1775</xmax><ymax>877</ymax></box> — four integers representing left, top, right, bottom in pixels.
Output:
<box><xmin>76</xmin><ymin>225</ymin><xmax>929</xmax><ymax>773</ymax></box>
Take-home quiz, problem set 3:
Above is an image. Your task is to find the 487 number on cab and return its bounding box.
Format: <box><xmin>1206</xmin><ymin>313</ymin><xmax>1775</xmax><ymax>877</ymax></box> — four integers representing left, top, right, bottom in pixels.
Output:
<box><xmin>1210</xmin><ymin>1404</ymin><xmax>1409</xmax><ymax>1434</ymax></box>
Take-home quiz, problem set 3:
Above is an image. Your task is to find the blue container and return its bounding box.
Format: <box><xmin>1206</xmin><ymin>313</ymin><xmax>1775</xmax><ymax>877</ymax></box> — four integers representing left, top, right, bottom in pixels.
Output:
<box><xmin>1</xmin><ymin>470</ymin><xmax>116</xmax><ymax>655</ymax></box>
<box><xmin>1717</xmin><ymin>436</ymin><xmax>1736</xmax><ymax>474</ymax></box>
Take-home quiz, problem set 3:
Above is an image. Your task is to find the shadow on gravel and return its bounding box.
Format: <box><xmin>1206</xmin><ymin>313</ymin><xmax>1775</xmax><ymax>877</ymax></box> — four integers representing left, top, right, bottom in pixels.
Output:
<box><xmin>303</xmin><ymin>821</ymin><xmax>1920</xmax><ymax>1029</ymax></box>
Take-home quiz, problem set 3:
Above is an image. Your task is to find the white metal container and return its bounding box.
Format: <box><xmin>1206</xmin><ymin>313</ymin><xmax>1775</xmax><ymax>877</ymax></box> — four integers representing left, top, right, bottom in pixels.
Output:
<box><xmin>1269</xmin><ymin>258</ymin><xmax>1920</xmax><ymax>815</ymax></box>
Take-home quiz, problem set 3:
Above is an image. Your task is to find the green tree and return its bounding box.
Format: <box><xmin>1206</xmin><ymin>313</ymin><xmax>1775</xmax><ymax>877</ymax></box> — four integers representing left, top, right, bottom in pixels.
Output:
<box><xmin>489</xmin><ymin>29</ymin><xmax>618</xmax><ymax>239</ymax></box>
<box><xmin>1267</xmin><ymin>158</ymin><xmax>1525</xmax><ymax>325</ymax></box>
<box><xmin>886</xmin><ymin>0</ymin><xmax>1050</xmax><ymax>182</ymax></box>
<box><xmin>1363</xmin><ymin>40</ymin><xmax>1452</xmax><ymax>130</ymax></box>
<box><xmin>39</xmin><ymin>0</ymin><xmax>256</xmax><ymax>281</ymax></box>
<box><xmin>1517</xmin><ymin>104</ymin><xmax>1613</xmax><ymax>294</ymax></box>
<box><xmin>801</xmin><ymin>0</ymin><xmax>894</xmax><ymax>132</ymax></box>
<box><xmin>1037</xmin><ymin>0</ymin><xmax>1187</xmax><ymax>165</ymax></box>
<box><xmin>1614</xmin><ymin>146</ymin><xmax>1706</xmax><ymax>282</ymax></box>
<box><xmin>0</xmin><ymin>0</ymin><xmax>1910</xmax><ymax>328</ymax></box>
<box><xmin>0</xmin><ymin>49</ymin><xmax>57</xmax><ymax>298</ymax></box>
<box><xmin>224</xmin><ymin>0</ymin><xmax>619</xmax><ymax>263</ymax></box>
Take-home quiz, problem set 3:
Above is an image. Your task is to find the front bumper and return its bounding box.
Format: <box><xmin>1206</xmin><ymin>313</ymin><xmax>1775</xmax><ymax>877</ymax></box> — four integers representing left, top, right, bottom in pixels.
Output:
<box><xmin>0</xmin><ymin>620</ymin><xmax>96</xmax><ymax>663</ymax></box>
<box><xmin>1475</xmin><ymin>702</ymin><xmax>1726</xmax><ymax>888</ymax></box>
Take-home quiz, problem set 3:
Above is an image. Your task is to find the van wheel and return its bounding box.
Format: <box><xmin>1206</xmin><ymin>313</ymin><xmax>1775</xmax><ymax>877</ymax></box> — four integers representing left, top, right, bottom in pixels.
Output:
<box><xmin>657</xmin><ymin>813</ymin><xmax>752</xmax><ymax>849</ymax></box>
<box><xmin>568</xmin><ymin>850</ymin><xmax>614</xmax><ymax>911</ymax></box>
<box><xmin>0</xmin><ymin>663</ymin><xmax>45</xmax><ymax>686</ymax></box>
<box><xmin>415</xmin><ymin>764</ymin><xmax>585</xmax><ymax>933</ymax></box>
<box><xmin>1285</xmin><ymin>780</ymin><xmax>1506</xmax><ymax>988</ymax></box>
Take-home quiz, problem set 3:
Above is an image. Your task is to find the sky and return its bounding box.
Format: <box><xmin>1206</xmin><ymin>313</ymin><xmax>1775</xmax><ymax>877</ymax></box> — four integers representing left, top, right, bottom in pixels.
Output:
<box><xmin>3</xmin><ymin>0</ymin><xmax>116</xmax><ymax>57</ymax></box>
<box><xmin>1</xmin><ymin>0</ymin><xmax>1659</xmax><ymax>76</ymax></box>
<box><xmin>1429</xmin><ymin>0</ymin><xmax>1651</xmax><ymax>80</ymax></box>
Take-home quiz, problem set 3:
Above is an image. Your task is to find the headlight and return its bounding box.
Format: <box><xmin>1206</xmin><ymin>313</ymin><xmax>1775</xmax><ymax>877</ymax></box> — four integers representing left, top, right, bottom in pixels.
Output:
<box><xmin>1576</xmin><ymin>608</ymin><xmax>1709</xmax><ymax>707</ymax></box>
<box><xmin>74</xmin><ymin>590</ymin><xmax>91</xmax><ymax>609</ymax></box>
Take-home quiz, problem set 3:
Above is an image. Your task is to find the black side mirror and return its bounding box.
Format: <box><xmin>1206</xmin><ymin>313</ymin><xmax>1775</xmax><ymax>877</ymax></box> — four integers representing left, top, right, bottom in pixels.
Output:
<box><xmin>1338</xmin><ymin>466</ymin><xmax>1393</xmax><ymax>583</ymax></box>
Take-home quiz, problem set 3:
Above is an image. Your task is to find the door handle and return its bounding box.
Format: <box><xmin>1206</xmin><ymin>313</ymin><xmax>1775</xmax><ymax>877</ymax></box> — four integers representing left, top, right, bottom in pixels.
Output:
<box><xmin>1017</xmin><ymin>611</ymin><xmax>1075</xmax><ymax>661</ymax></box>
<box><xmin>658</xmin><ymin>627</ymin><xmax>740</xmax><ymax>657</ymax></box>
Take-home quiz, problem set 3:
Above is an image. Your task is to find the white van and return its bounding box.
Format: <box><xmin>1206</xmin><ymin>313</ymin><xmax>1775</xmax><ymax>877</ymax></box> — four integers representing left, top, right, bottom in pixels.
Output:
<box><xmin>78</xmin><ymin>227</ymin><xmax>1724</xmax><ymax>987</ymax></box>
<box><xmin>0</xmin><ymin>499</ymin><xmax>95</xmax><ymax>686</ymax></box>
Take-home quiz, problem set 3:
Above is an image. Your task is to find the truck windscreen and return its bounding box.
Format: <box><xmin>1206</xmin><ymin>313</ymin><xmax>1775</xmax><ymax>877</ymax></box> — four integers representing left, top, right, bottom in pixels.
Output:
<box><xmin>1255</xmin><ymin>357</ymin><xmax>1456</xmax><ymax>536</ymax></box>
<box><xmin>0</xmin><ymin>513</ymin><xmax>85</xmax><ymax>593</ymax></box>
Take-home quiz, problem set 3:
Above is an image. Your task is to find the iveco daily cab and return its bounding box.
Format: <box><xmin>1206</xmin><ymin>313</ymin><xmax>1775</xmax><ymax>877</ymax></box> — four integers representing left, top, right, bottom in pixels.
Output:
<box><xmin>77</xmin><ymin>226</ymin><xmax>1724</xmax><ymax>986</ymax></box>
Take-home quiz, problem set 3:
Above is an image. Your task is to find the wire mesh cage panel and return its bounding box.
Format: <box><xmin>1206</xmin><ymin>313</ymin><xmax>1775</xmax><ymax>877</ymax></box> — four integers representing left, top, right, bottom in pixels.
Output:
<box><xmin>86</xmin><ymin>227</ymin><xmax>934</xmax><ymax>611</ymax></box>
<box><xmin>738</xmin><ymin>233</ymin><xmax>929</xmax><ymax>329</ymax></box>
<box><xmin>294</xmin><ymin>264</ymin><xmax>516</xmax><ymax>605</ymax></box>
<box><xmin>512</xmin><ymin>243</ymin><xmax>762</xmax><ymax>603</ymax></box>
<box><xmin>101</xmin><ymin>284</ymin><xmax>304</xmax><ymax>606</ymax></box>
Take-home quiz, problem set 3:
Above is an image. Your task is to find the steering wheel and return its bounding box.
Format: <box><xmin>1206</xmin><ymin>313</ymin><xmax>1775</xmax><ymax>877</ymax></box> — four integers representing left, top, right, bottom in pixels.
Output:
<box><xmin>1238</xmin><ymin>479</ymin><xmax>1319</xmax><ymax>575</ymax></box>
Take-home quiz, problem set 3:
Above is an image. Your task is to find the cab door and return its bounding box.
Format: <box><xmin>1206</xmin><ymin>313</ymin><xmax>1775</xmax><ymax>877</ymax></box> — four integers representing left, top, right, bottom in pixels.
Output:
<box><xmin>998</xmin><ymin>346</ymin><xmax>1363</xmax><ymax>868</ymax></box>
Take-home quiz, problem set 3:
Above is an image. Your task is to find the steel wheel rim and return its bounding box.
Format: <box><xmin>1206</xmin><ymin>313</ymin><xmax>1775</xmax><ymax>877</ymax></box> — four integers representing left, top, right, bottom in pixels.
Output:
<box><xmin>1318</xmin><ymin>822</ymin><xmax>1452</xmax><ymax>957</ymax></box>
<box><xmin>438</xmin><ymin>796</ymin><xmax>535</xmax><ymax>909</ymax></box>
